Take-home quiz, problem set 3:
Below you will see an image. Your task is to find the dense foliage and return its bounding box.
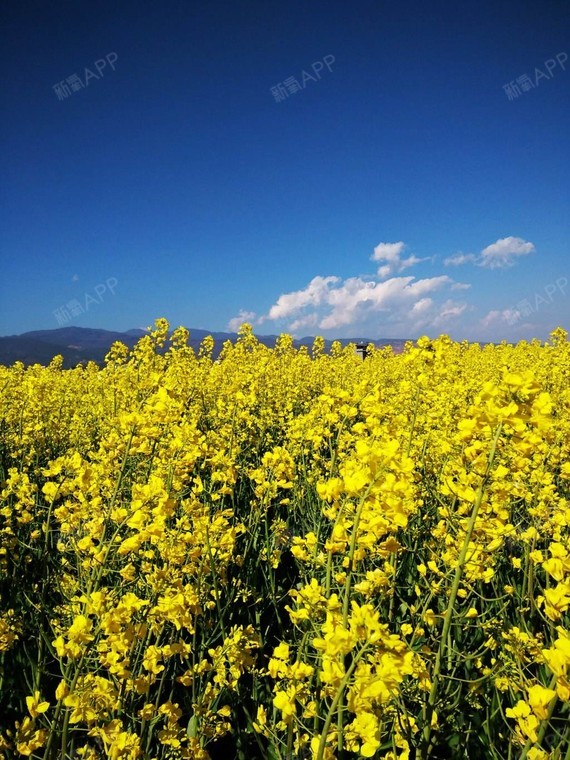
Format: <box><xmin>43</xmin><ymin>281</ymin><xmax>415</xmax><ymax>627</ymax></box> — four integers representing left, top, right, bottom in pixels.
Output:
<box><xmin>0</xmin><ymin>319</ymin><xmax>569</xmax><ymax>759</ymax></box>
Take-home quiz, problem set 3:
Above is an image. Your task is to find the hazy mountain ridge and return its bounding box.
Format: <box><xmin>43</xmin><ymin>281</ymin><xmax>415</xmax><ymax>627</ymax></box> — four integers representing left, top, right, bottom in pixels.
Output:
<box><xmin>0</xmin><ymin>327</ymin><xmax>408</xmax><ymax>368</ymax></box>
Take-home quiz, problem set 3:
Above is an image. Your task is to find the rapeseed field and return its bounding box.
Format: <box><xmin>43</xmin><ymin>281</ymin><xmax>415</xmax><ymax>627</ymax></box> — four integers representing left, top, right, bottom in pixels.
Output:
<box><xmin>0</xmin><ymin>319</ymin><xmax>568</xmax><ymax>759</ymax></box>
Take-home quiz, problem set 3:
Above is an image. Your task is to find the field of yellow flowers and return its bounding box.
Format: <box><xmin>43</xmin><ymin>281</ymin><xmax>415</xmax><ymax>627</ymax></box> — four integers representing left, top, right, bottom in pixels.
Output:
<box><xmin>0</xmin><ymin>318</ymin><xmax>569</xmax><ymax>760</ymax></box>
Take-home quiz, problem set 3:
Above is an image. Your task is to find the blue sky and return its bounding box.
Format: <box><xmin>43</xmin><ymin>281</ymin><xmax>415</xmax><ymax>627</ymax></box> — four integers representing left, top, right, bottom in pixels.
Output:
<box><xmin>1</xmin><ymin>0</ymin><xmax>568</xmax><ymax>341</ymax></box>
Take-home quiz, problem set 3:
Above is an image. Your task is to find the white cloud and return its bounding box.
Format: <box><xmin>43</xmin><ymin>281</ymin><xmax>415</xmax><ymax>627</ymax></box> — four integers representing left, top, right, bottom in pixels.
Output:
<box><xmin>451</xmin><ymin>281</ymin><xmax>471</xmax><ymax>291</ymax></box>
<box><xmin>430</xmin><ymin>299</ymin><xmax>470</xmax><ymax>331</ymax></box>
<box><xmin>371</xmin><ymin>241</ymin><xmax>427</xmax><ymax>279</ymax></box>
<box><xmin>261</xmin><ymin>273</ymin><xmax>454</xmax><ymax>333</ymax></box>
<box><xmin>289</xmin><ymin>314</ymin><xmax>319</xmax><ymax>333</ymax></box>
<box><xmin>411</xmin><ymin>298</ymin><xmax>433</xmax><ymax>315</ymax></box>
<box><xmin>227</xmin><ymin>310</ymin><xmax>257</xmax><ymax>332</ymax></box>
<box><xmin>404</xmin><ymin>275</ymin><xmax>451</xmax><ymax>297</ymax></box>
<box><xmin>443</xmin><ymin>238</ymin><xmax>535</xmax><ymax>270</ymax></box>
<box><xmin>479</xmin><ymin>310</ymin><xmax>501</xmax><ymax>328</ymax></box>
<box><xmin>319</xmin><ymin>277</ymin><xmax>393</xmax><ymax>329</ymax></box>
<box><xmin>479</xmin><ymin>237</ymin><xmax>535</xmax><ymax>269</ymax></box>
<box><xmin>480</xmin><ymin>308</ymin><xmax>519</xmax><ymax>328</ymax></box>
<box><xmin>431</xmin><ymin>300</ymin><xmax>469</xmax><ymax>328</ymax></box>
<box><xmin>232</xmin><ymin>238</ymin><xmax>541</xmax><ymax>339</ymax></box>
<box><xmin>371</xmin><ymin>242</ymin><xmax>406</xmax><ymax>262</ymax></box>
<box><xmin>438</xmin><ymin>300</ymin><xmax>468</xmax><ymax>319</ymax></box>
<box><xmin>444</xmin><ymin>253</ymin><xmax>477</xmax><ymax>266</ymax></box>
<box><xmin>264</xmin><ymin>275</ymin><xmax>340</xmax><ymax>321</ymax></box>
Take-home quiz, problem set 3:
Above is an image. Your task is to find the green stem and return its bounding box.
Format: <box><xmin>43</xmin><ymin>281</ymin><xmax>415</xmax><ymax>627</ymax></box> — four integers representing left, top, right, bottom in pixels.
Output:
<box><xmin>315</xmin><ymin>644</ymin><xmax>370</xmax><ymax>760</ymax></box>
<box><xmin>420</xmin><ymin>423</ymin><xmax>502</xmax><ymax>757</ymax></box>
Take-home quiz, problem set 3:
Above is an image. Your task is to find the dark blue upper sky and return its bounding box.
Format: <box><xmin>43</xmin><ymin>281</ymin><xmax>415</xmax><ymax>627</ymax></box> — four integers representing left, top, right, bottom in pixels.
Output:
<box><xmin>1</xmin><ymin>0</ymin><xmax>568</xmax><ymax>340</ymax></box>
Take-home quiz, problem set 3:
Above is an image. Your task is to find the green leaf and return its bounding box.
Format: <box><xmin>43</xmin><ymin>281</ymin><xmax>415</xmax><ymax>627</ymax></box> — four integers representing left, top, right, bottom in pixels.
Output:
<box><xmin>187</xmin><ymin>714</ymin><xmax>198</xmax><ymax>738</ymax></box>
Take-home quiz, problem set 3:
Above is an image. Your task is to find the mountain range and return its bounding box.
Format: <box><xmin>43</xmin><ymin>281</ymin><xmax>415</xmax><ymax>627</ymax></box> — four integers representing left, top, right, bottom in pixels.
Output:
<box><xmin>0</xmin><ymin>327</ymin><xmax>408</xmax><ymax>368</ymax></box>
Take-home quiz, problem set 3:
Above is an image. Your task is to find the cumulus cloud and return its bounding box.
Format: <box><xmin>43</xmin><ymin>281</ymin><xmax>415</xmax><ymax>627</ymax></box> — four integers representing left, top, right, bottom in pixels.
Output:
<box><xmin>230</xmin><ymin>239</ymin><xmax>531</xmax><ymax>339</ymax></box>
<box><xmin>263</xmin><ymin>275</ymin><xmax>340</xmax><ymax>321</ymax></box>
<box><xmin>227</xmin><ymin>309</ymin><xmax>257</xmax><ymax>332</ymax></box>
<box><xmin>261</xmin><ymin>272</ymin><xmax>453</xmax><ymax>333</ymax></box>
<box><xmin>404</xmin><ymin>275</ymin><xmax>451</xmax><ymax>298</ymax></box>
<box><xmin>371</xmin><ymin>241</ymin><xmax>427</xmax><ymax>279</ymax></box>
<box><xmin>479</xmin><ymin>236</ymin><xmax>535</xmax><ymax>269</ymax></box>
<box><xmin>320</xmin><ymin>275</ymin><xmax>442</xmax><ymax>330</ymax></box>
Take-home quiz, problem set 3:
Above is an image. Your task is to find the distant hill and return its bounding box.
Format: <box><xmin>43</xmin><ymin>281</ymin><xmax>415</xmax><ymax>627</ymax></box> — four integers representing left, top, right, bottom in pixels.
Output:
<box><xmin>0</xmin><ymin>328</ymin><xmax>147</xmax><ymax>368</ymax></box>
<box><xmin>0</xmin><ymin>326</ymin><xmax>408</xmax><ymax>368</ymax></box>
